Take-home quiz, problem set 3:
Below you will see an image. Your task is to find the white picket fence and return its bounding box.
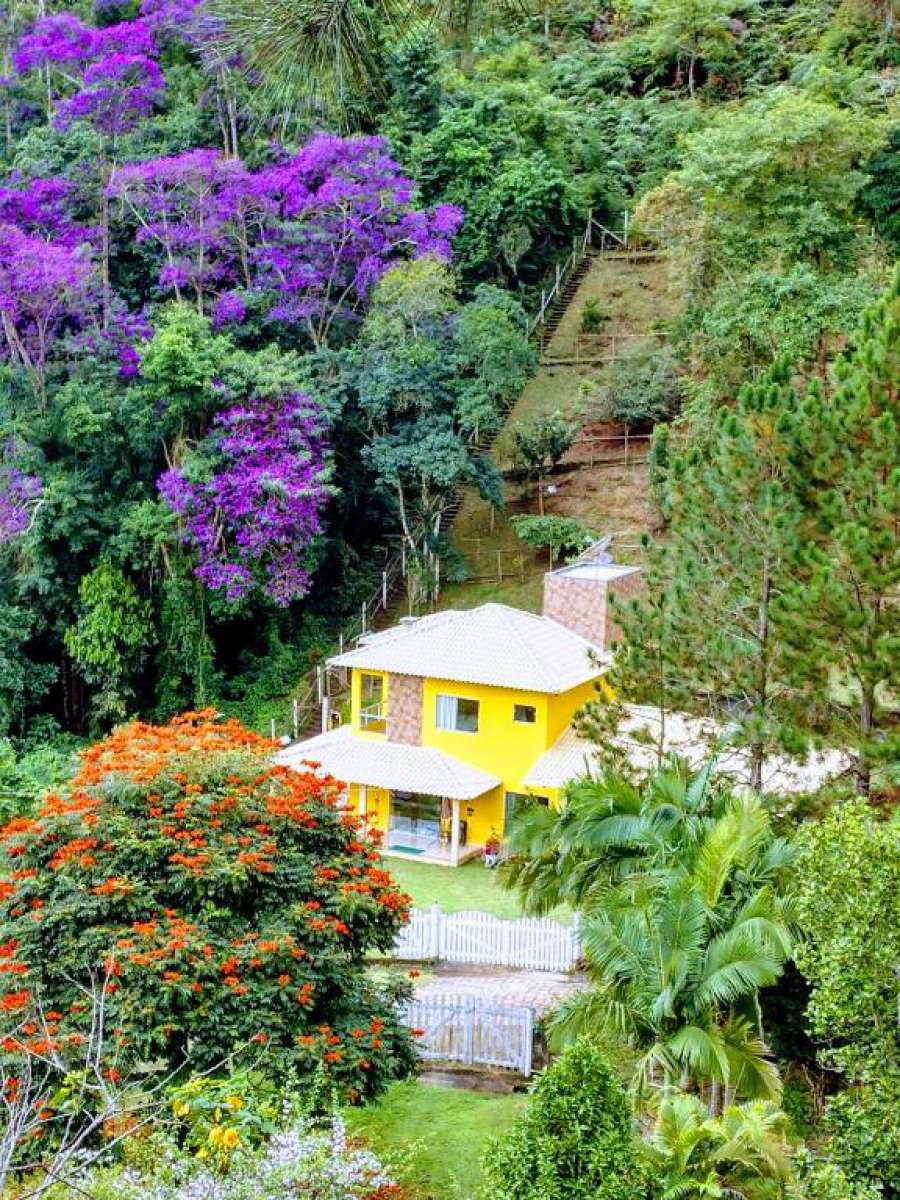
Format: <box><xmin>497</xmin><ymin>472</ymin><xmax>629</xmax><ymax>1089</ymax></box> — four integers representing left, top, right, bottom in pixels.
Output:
<box><xmin>392</xmin><ymin>905</ymin><xmax>581</xmax><ymax>972</ymax></box>
<box><xmin>401</xmin><ymin>994</ymin><xmax>534</xmax><ymax>1075</ymax></box>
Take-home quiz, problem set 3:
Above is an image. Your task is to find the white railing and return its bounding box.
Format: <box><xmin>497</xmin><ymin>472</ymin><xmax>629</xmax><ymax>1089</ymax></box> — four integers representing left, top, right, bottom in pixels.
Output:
<box><xmin>359</xmin><ymin>701</ymin><xmax>386</xmax><ymax>729</ymax></box>
<box><xmin>400</xmin><ymin>994</ymin><xmax>534</xmax><ymax>1074</ymax></box>
<box><xmin>529</xmin><ymin>215</ymin><xmax>595</xmax><ymax>335</ymax></box>
<box><xmin>391</xmin><ymin>905</ymin><xmax>581</xmax><ymax>972</ymax></box>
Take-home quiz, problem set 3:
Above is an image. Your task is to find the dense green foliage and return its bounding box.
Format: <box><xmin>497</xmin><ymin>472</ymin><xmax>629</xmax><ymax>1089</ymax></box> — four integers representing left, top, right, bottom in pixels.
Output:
<box><xmin>482</xmin><ymin>1039</ymin><xmax>648</xmax><ymax>1200</ymax></box>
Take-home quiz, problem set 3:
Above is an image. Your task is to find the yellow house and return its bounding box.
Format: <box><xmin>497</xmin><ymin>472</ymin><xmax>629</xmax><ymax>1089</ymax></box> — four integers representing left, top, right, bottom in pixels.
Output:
<box><xmin>279</xmin><ymin>553</ymin><xmax>642</xmax><ymax>866</ymax></box>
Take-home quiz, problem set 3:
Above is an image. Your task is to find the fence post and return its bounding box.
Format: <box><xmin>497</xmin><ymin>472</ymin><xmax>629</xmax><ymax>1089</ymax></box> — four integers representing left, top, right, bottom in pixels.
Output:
<box><xmin>555</xmin><ymin>262</ymin><xmax>561</xmax><ymax>294</ymax></box>
<box><xmin>623</xmin><ymin>210</ymin><xmax>629</xmax><ymax>247</ymax></box>
<box><xmin>497</xmin><ymin>550</ymin><xmax>503</xmax><ymax>584</ymax></box>
<box><xmin>361</xmin><ymin>599</ymin><xmax>367</xmax><ymax>635</ymax></box>
<box><xmin>522</xmin><ymin>1006</ymin><xmax>534</xmax><ymax>1076</ymax></box>
<box><xmin>624</xmin><ymin>427</ymin><xmax>629</xmax><ymax>466</ymax></box>
<box><xmin>430</xmin><ymin>902</ymin><xmax>441</xmax><ymax>959</ymax></box>
<box><xmin>464</xmin><ymin>996</ymin><xmax>475</xmax><ymax>1066</ymax></box>
<box><xmin>382</xmin><ymin>569</ymin><xmax>388</xmax><ymax>609</ymax></box>
<box><xmin>292</xmin><ymin>697</ymin><xmax>299</xmax><ymax>740</ymax></box>
<box><xmin>270</xmin><ymin>718</ymin><xmax>276</xmax><ymax>740</ymax></box>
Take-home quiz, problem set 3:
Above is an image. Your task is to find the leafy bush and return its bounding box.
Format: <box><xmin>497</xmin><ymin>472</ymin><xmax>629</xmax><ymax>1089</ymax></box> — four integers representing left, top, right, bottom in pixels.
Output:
<box><xmin>596</xmin><ymin>348</ymin><xmax>680</xmax><ymax>427</ymax></box>
<box><xmin>0</xmin><ymin>711</ymin><xmax>416</xmax><ymax>1101</ymax></box>
<box><xmin>820</xmin><ymin>1076</ymin><xmax>900</xmax><ymax>1200</ymax></box>
<box><xmin>580</xmin><ymin>300</ymin><xmax>608</xmax><ymax>334</ymax></box>
<box><xmin>481</xmin><ymin>1039</ymin><xmax>647</xmax><ymax>1200</ymax></box>
<box><xmin>510</xmin><ymin>515</ymin><xmax>597</xmax><ymax>565</ymax></box>
<box><xmin>512</xmin><ymin>410</ymin><xmax>579</xmax><ymax>512</ymax></box>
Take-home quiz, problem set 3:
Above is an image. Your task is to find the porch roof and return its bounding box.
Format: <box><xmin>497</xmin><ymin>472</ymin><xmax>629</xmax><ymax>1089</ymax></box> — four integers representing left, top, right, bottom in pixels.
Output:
<box><xmin>523</xmin><ymin>704</ymin><xmax>851</xmax><ymax>794</ymax></box>
<box><xmin>276</xmin><ymin>727</ymin><xmax>500</xmax><ymax>801</ymax></box>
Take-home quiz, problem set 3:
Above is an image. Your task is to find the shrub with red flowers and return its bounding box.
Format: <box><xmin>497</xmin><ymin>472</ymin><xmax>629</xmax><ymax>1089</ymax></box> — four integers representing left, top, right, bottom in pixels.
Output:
<box><xmin>0</xmin><ymin>711</ymin><xmax>416</xmax><ymax>1101</ymax></box>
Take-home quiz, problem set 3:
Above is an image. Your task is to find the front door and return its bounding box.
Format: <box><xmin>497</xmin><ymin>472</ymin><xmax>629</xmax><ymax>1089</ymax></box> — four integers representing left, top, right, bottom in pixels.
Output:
<box><xmin>389</xmin><ymin>791</ymin><xmax>443</xmax><ymax>851</ymax></box>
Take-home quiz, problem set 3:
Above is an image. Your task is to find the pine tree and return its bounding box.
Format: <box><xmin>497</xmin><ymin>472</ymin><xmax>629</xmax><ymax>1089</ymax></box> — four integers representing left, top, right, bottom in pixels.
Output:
<box><xmin>594</xmin><ymin>365</ymin><xmax>807</xmax><ymax>788</ymax></box>
<box><xmin>782</xmin><ymin>272</ymin><xmax>900</xmax><ymax>794</ymax></box>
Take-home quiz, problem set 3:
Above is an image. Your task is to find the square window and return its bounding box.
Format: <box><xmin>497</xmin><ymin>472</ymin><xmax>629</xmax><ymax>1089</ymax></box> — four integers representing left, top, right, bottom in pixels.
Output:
<box><xmin>456</xmin><ymin>698</ymin><xmax>479</xmax><ymax>732</ymax></box>
<box><xmin>435</xmin><ymin>694</ymin><xmax>479</xmax><ymax>733</ymax></box>
<box><xmin>513</xmin><ymin>704</ymin><xmax>537</xmax><ymax>724</ymax></box>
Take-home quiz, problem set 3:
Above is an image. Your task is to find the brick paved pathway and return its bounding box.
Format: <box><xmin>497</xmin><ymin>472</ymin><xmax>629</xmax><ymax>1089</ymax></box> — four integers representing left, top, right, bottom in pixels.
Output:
<box><xmin>414</xmin><ymin>962</ymin><xmax>589</xmax><ymax>1014</ymax></box>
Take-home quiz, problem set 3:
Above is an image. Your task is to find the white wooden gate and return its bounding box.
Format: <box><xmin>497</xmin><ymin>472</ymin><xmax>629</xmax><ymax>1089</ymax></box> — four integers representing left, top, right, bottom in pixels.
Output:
<box><xmin>392</xmin><ymin>906</ymin><xmax>580</xmax><ymax>972</ymax></box>
<box><xmin>401</xmin><ymin>994</ymin><xmax>534</xmax><ymax>1074</ymax></box>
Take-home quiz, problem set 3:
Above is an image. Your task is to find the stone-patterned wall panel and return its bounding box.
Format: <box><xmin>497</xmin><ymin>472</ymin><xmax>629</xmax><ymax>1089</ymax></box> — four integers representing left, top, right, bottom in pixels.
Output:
<box><xmin>386</xmin><ymin>674</ymin><xmax>423</xmax><ymax>745</ymax></box>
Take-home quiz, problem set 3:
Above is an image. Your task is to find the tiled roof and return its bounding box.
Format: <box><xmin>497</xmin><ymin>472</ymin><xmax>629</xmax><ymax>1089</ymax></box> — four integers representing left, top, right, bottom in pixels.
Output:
<box><xmin>524</xmin><ymin>704</ymin><xmax>851</xmax><ymax>794</ymax></box>
<box><xmin>276</xmin><ymin>727</ymin><xmax>500</xmax><ymax>801</ymax></box>
<box><xmin>328</xmin><ymin>603</ymin><xmax>609</xmax><ymax>693</ymax></box>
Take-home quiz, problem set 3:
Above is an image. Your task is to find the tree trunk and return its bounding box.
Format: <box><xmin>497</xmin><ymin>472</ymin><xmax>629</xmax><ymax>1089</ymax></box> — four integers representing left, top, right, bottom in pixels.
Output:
<box><xmin>750</xmin><ymin>552</ymin><xmax>771</xmax><ymax>792</ymax></box>
<box><xmin>856</xmin><ymin>685</ymin><xmax>873</xmax><ymax>797</ymax></box>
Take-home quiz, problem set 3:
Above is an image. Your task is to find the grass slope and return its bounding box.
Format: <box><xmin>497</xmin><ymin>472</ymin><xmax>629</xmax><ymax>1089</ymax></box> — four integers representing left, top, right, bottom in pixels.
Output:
<box><xmin>438</xmin><ymin>252</ymin><xmax>675</xmax><ymax>613</ymax></box>
<box><xmin>344</xmin><ymin>1080</ymin><xmax>525</xmax><ymax>1200</ymax></box>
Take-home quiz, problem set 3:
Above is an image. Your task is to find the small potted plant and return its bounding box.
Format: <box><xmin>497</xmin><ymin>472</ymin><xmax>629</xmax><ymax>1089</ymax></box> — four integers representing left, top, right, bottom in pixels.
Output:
<box><xmin>483</xmin><ymin>829</ymin><xmax>501</xmax><ymax>868</ymax></box>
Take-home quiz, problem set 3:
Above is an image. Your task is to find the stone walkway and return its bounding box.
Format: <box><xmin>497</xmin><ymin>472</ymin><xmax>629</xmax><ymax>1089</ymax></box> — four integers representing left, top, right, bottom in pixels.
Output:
<box><xmin>414</xmin><ymin>962</ymin><xmax>589</xmax><ymax>1014</ymax></box>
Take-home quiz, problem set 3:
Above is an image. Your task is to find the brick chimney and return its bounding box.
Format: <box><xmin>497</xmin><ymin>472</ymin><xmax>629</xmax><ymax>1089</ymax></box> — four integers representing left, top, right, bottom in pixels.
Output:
<box><xmin>542</xmin><ymin>546</ymin><xmax>642</xmax><ymax>652</ymax></box>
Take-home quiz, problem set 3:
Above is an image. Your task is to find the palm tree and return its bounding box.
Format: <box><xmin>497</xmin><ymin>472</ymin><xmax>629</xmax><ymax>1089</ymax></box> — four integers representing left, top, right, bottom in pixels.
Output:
<box><xmin>208</xmin><ymin>0</ymin><xmax>412</xmax><ymax>125</ymax></box>
<box><xmin>502</xmin><ymin>760</ymin><xmax>796</xmax><ymax>1109</ymax></box>
<box><xmin>208</xmin><ymin>0</ymin><xmax>530</xmax><ymax>125</ymax></box>
<box><xmin>646</xmin><ymin>1093</ymin><xmax>792</xmax><ymax>1199</ymax></box>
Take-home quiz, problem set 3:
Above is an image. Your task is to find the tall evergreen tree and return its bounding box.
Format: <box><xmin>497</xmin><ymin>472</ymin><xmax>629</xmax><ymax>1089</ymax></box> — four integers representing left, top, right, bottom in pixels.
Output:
<box><xmin>589</xmin><ymin>366</ymin><xmax>807</xmax><ymax>789</ymax></box>
<box><xmin>782</xmin><ymin>273</ymin><xmax>900</xmax><ymax>794</ymax></box>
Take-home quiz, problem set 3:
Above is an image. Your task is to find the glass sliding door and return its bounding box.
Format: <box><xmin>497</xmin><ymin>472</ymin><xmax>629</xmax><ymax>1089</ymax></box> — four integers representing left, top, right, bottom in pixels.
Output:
<box><xmin>388</xmin><ymin>791</ymin><xmax>443</xmax><ymax>853</ymax></box>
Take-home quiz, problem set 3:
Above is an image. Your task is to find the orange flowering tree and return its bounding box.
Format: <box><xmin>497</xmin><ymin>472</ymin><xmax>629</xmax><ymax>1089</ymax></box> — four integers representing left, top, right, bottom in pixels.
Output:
<box><xmin>0</xmin><ymin>711</ymin><xmax>416</xmax><ymax>1102</ymax></box>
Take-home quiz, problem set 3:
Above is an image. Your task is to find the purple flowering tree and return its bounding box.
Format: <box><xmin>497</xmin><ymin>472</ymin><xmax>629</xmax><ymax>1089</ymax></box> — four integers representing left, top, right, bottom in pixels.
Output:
<box><xmin>0</xmin><ymin>224</ymin><xmax>100</xmax><ymax>402</ymax></box>
<box><xmin>55</xmin><ymin>52</ymin><xmax>165</xmax><ymax>136</ymax></box>
<box><xmin>108</xmin><ymin>149</ymin><xmax>256</xmax><ymax>310</ymax></box>
<box><xmin>158</xmin><ymin>393</ymin><xmax>331</xmax><ymax>605</ymax></box>
<box><xmin>107</xmin><ymin>135</ymin><xmax>462</xmax><ymax>344</ymax></box>
<box><xmin>0</xmin><ymin>444</ymin><xmax>42</xmax><ymax>545</ymax></box>
<box><xmin>251</xmin><ymin>135</ymin><xmax>462</xmax><ymax>345</ymax></box>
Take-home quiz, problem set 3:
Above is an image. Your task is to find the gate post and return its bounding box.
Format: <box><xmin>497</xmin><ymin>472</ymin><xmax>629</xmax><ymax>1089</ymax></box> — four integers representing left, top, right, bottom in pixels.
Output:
<box><xmin>523</xmin><ymin>1006</ymin><xmax>534</xmax><ymax>1076</ymax></box>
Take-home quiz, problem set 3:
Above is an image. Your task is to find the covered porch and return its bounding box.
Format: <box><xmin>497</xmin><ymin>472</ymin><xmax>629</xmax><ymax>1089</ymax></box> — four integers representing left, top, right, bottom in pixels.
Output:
<box><xmin>369</xmin><ymin>788</ymin><xmax>484</xmax><ymax>867</ymax></box>
<box><xmin>276</xmin><ymin>727</ymin><xmax>500</xmax><ymax>867</ymax></box>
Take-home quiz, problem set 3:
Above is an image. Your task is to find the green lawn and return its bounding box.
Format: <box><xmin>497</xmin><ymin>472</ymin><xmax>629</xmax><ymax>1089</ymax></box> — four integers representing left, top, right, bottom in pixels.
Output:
<box><xmin>382</xmin><ymin>855</ymin><xmax>572</xmax><ymax>923</ymax></box>
<box><xmin>344</xmin><ymin>1080</ymin><xmax>525</xmax><ymax>1200</ymax></box>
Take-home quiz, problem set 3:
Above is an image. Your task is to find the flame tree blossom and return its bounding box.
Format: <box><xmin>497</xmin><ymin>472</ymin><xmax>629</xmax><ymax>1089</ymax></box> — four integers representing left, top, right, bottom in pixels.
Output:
<box><xmin>159</xmin><ymin>393</ymin><xmax>332</xmax><ymax>605</ymax></box>
<box><xmin>0</xmin><ymin>712</ymin><xmax>416</xmax><ymax>1096</ymax></box>
<box><xmin>107</xmin><ymin>135</ymin><xmax>463</xmax><ymax>345</ymax></box>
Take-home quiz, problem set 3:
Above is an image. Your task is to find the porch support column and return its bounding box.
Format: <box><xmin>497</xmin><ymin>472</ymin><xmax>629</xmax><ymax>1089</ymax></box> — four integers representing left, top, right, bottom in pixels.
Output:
<box><xmin>358</xmin><ymin>785</ymin><xmax>367</xmax><ymax>817</ymax></box>
<box><xmin>450</xmin><ymin>797</ymin><xmax>461</xmax><ymax>866</ymax></box>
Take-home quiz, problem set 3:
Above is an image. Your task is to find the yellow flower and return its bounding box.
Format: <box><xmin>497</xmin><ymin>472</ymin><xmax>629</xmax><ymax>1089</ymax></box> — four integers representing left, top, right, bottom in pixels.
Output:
<box><xmin>226</xmin><ymin>1094</ymin><xmax>243</xmax><ymax>1112</ymax></box>
<box><xmin>172</xmin><ymin>1100</ymin><xmax>191</xmax><ymax>1117</ymax></box>
<box><xmin>221</xmin><ymin>1127</ymin><xmax>240</xmax><ymax>1150</ymax></box>
<box><xmin>209</xmin><ymin>1126</ymin><xmax>223</xmax><ymax>1145</ymax></box>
